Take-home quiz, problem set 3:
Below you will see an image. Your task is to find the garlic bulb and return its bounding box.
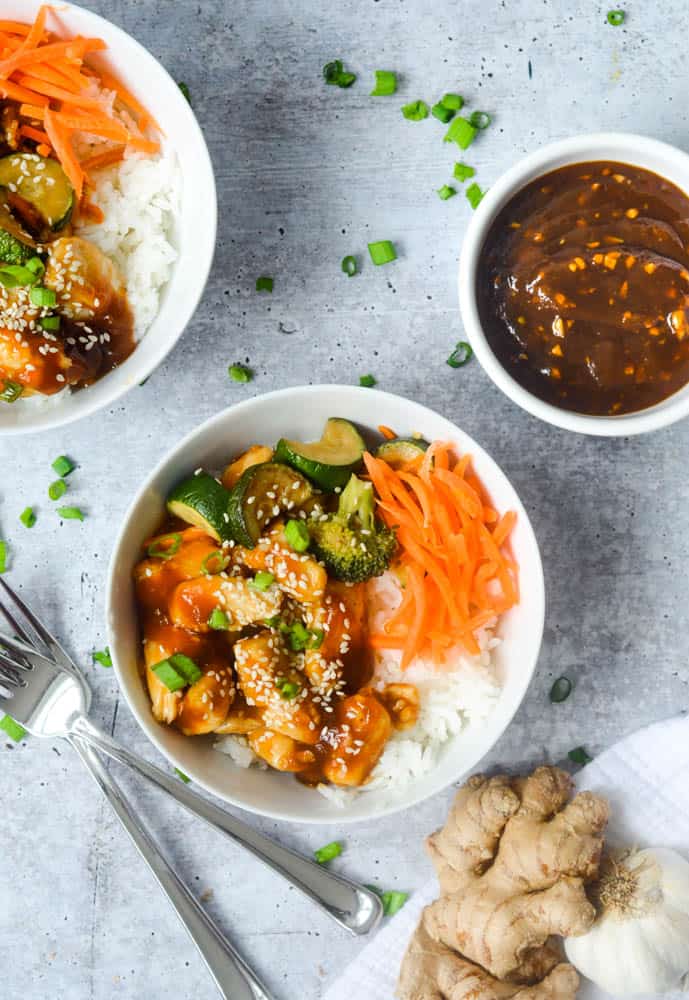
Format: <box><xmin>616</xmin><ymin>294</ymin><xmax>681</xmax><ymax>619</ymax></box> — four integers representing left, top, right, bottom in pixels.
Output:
<box><xmin>564</xmin><ymin>847</ymin><xmax>689</xmax><ymax>995</ymax></box>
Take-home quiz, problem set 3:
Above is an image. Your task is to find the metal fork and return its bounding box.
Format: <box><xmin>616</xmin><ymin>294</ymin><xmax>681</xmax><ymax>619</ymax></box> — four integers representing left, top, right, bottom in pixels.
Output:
<box><xmin>0</xmin><ymin>577</ymin><xmax>382</xmax><ymax>996</ymax></box>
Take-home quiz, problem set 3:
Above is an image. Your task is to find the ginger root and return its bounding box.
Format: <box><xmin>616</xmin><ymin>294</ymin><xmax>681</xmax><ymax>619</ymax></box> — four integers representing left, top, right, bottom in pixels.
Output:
<box><xmin>397</xmin><ymin>766</ymin><xmax>609</xmax><ymax>999</ymax></box>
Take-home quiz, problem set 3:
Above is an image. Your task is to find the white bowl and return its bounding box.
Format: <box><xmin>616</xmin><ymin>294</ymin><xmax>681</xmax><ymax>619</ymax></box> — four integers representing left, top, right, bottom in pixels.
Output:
<box><xmin>106</xmin><ymin>386</ymin><xmax>545</xmax><ymax>824</ymax></box>
<box><xmin>459</xmin><ymin>132</ymin><xmax>689</xmax><ymax>437</ymax></box>
<box><xmin>0</xmin><ymin>0</ymin><xmax>216</xmax><ymax>434</ymax></box>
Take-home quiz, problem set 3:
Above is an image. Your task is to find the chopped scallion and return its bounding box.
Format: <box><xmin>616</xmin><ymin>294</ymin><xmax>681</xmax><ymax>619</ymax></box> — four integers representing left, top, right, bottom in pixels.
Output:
<box><xmin>146</xmin><ymin>532</ymin><xmax>182</xmax><ymax>560</ymax></box>
<box><xmin>250</xmin><ymin>570</ymin><xmax>275</xmax><ymax>592</ymax></box>
<box><xmin>453</xmin><ymin>162</ymin><xmax>476</xmax><ymax>182</ymax></box>
<box><xmin>437</xmin><ymin>184</ymin><xmax>456</xmax><ymax>200</ymax></box>
<box><xmin>382</xmin><ymin>890</ymin><xmax>409</xmax><ymax>916</ymax></box>
<box><xmin>0</xmin><ymin>379</ymin><xmax>23</xmax><ymax>403</ymax></box>
<box><xmin>178</xmin><ymin>81</ymin><xmax>191</xmax><ymax>102</ymax></box>
<box><xmin>151</xmin><ymin>659</ymin><xmax>186</xmax><ymax>692</ymax></box>
<box><xmin>201</xmin><ymin>550</ymin><xmax>230</xmax><ymax>575</ymax></box>
<box><xmin>256</xmin><ymin>276</ymin><xmax>273</xmax><ymax>293</ymax></box>
<box><xmin>323</xmin><ymin>60</ymin><xmax>356</xmax><ymax>88</ymax></box>
<box><xmin>0</xmin><ymin>264</ymin><xmax>38</xmax><ymax>287</ymax></box>
<box><xmin>51</xmin><ymin>455</ymin><xmax>74</xmax><ymax>477</ymax></box>
<box><xmin>441</xmin><ymin>93</ymin><xmax>463</xmax><ymax>110</ymax></box>
<box><xmin>229</xmin><ymin>363</ymin><xmax>252</xmax><ymax>383</ymax></box>
<box><xmin>40</xmin><ymin>315</ymin><xmax>60</xmax><ymax>331</ymax></box>
<box><xmin>285</xmin><ymin>519</ymin><xmax>310</xmax><ymax>552</ymax></box>
<box><xmin>550</xmin><ymin>676</ymin><xmax>573</xmax><ymax>703</ymax></box>
<box><xmin>26</xmin><ymin>256</ymin><xmax>45</xmax><ymax>278</ymax></box>
<box><xmin>431</xmin><ymin>101</ymin><xmax>455</xmax><ymax>123</ymax></box>
<box><xmin>308</xmin><ymin>628</ymin><xmax>325</xmax><ymax>649</ymax></box>
<box><xmin>370</xmin><ymin>70</ymin><xmax>397</xmax><ymax>96</ymax></box>
<box><xmin>444</xmin><ymin>116</ymin><xmax>477</xmax><ymax>149</ymax></box>
<box><xmin>92</xmin><ymin>648</ymin><xmax>112</xmax><ymax>668</ymax></box>
<box><xmin>341</xmin><ymin>255</ymin><xmax>357</xmax><ymax>277</ymax></box>
<box><xmin>465</xmin><ymin>182</ymin><xmax>485</xmax><ymax>209</ymax></box>
<box><xmin>468</xmin><ymin>110</ymin><xmax>491</xmax><ymax>130</ymax></box>
<box><xmin>48</xmin><ymin>479</ymin><xmax>67</xmax><ymax>501</ymax></box>
<box><xmin>276</xmin><ymin>677</ymin><xmax>301</xmax><ymax>700</ymax></box>
<box><xmin>29</xmin><ymin>286</ymin><xmax>57</xmax><ymax>307</ymax></box>
<box><xmin>169</xmin><ymin>653</ymin><xmax>202</xmax><ymax>684</ymax></box>
<box><xmin>0</xmin><ymin>540</ymin><xmax>6</xmax><ymax>574</ymax></box>
<box><xmin>287</xmin><ymin>621</ymin><xmax>311</xmax><ymax>651</ymax></box>
<box><xmin>367</xmin><ymin>240</ymin><xmax>396</xmax><ymax>265</ymax></box>
<box><xmin>0</xmin><ymin>714</ymin><xmax>26</xmax><ymax>742</ymax></box>
<box><xmin>607</xmin><ymin>9</ymin><xmax>625</xmax><ymax>25</ymax></box>
<box><xmin>208</xmin><ymin>607</ymin><xmax>231</xmax><ymax>630</ymax></box>
<box><xmin>568</xmin><ymin>746</ymin><xmax>592</xmax><ymax>765</ymax></box>
<box><xmin>175</xmin><ymin>767</ymin><xmax>191</xmax><ymax>783</ymax></box>
<box><xmin>401</xmin><ymin>99</ymin><xmax>429</xmax><ymax>121</ymax></box>
<box><xmin>359</xmin><ymin>373</ymin><xmax>376</xmax><ymax>387</ymax></box>
<box><xmin>446</xmin><ymin>341</ymin><xmax>473</xmax><ymax>368</ymax></box>
<box><xmin>19</xmin><ymin>506</ymin><xmax>36</xmax><ymax>528</ymax></box>
<box><xmin>314</xmin><ymin>841</ymin><xmax>342</xmax><ymax>864</ymax></box>
<box><xmin>56</xmin><ymin>506</ymin><xmax>84</xmax><ymax>521</ymax></box>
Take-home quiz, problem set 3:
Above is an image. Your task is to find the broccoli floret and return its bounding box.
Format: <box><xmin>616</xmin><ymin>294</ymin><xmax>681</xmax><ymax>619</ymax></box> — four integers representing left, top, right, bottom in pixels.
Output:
<box><xmin>309</xmin><ymin>474</ymin><xmax>397</xmax><ymax>583</ymax></box>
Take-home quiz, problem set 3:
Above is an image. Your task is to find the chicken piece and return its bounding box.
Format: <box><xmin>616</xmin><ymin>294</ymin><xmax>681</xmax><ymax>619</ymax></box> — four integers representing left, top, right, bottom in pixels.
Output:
<box><xmin>380</xmin><ymin>683</ymin><xmax>420</xmax><ymax>731</ymax></box>
<box><xmin>44</xmin><ymin>236</ymin><xmax>126</xmax><ymax>322</ymax></box>
<box><xmin>143</xmin><ymin>624</ymin><xmax>207</xmax><ymax>725</ymax></box>
<box><xmin>0</xmin><ymin>321</ymin><xmax>79</xmax><ymax>395</ymax></box>
<box><xmin>303</xmin><ymin>581</ymin><xmax>372</xmax><ymax>695</ymax></box>
<box><xmin>233</xmin><ymin>523</ymin><xmax>327</xmax><ymax>604</ymax></box>
<box><xmin>176</xmin><ymin>659</ymin><xmax>235</xmax><ymax>736</ymax></box>
<box><xmin>322</xmin><ymin>690</ymin><xmax>392</xmax><ymax>787</ymax></box>
<box><xmin>169</xmin><ymin>573</ymin><xmax>282</xmax><ymax>633</ymax></box>
<box><xmin>248</xmin><ymin>728</ymin><xmax>317</xmax><ymax>773</ymax></box>
<box><xmin>221</xmin><ymin>445</ymin><xmax>273</xmax><ymax>489</ymax></box>
<box><xmin>213</xmin><ymin>694</ymin><xmax>264</xmax><ymax>735</ymax></box>
<box><xmin>233</xmin><ymin>632</ymin><xmax>322</xmax><ymax>744</ymax></box>
<box><xmin>134</xmin><ymin>527</ymin><xmax>222</xmax><ymax>613</ymax></box>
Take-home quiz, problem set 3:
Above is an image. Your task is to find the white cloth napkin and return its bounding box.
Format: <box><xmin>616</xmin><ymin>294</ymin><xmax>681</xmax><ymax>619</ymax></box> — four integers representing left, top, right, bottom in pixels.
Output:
<box><xmin>325</xmin><ymin>714</ymin><xmax>689</xmax><ymax>1000</ymax></box>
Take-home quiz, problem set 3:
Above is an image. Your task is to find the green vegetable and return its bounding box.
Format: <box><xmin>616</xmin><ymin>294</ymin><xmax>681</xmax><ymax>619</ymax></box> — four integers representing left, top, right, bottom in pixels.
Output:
<box><xmin>359</xmin><ymin>374</ymin><xmax>376</xmax><ymax>387</ymax></box>
<box><xmin>444</xmin><ymin>116</ymin><xmax>477</xmax><ymax>149</ymax></box>
<box><xmin>441</xmin><ymin>93</ymin><xmax>463</xmax><ymax>110</ymax></box>
<box><xmin>19</xmin><ymin>506</ymin><xmax>36</xmax><ymax>528</ymax></box>
<box><xmin>465</xmin><ymin>182</ymin><xmax>484</xmax><ymax>209</ymax></box>
<box><xmin>40</xmin><ymin>315</ymin><xmax>60</xmax><ymax>331</ymax></box>
<box><xmin>26</xmin><ymin>256</ymin><xmax>44</xmax><ymax>278</ymax></box>
<box><xmin>250</xmin><ymin>570</ymin><xmax>275</xmax><ymax>592</ymax></box>
<box><xmin>256</xmin><ymin>276</ymin><xmax>273</xmax><ymax>293</ymax></box>
<box><xmin>341</xmin><ymin>255</ymin><xmax>357</xmax><ymax>277</ymax></box>
<box><xmin>401</xmin><ymin>100</ymin><xmax>429</xmax><ymax>121</ymax></box>
<box><xmin>51</xmin><ymin>455</ymin><xmax>74</xmax><ymax>477</ymax></box>
<box><xmin>568</xmin><ymin>746</ymin><xmax>592</xmax><ymax>765</ymax></box>
<box><xmin>0</xmin><ymin>263</ymin><xmax>39</xmax><ymax>287</ymax></box>
<box><xmin>167</xmin><ymin>472</ymin><xmax>234</xmax><ymax>543</ymax></box>
<box><xmin>323</xmin><ymin>60</ymin><xmax>356</xmax><ymax>88</ymax></box>
<box><xmin>229</xmin><ymin>363</ymin><xmax>252</xmax><ymax>383</ymax></box>
<box><xmin>314</xmin><ymin>841</ymin><xmax>342</xmax><ymax>864</ymax></box>
<box><xmin>453</xmin><ymin>162</ymin><xmax>476</xmax><ymax>182</ymax></box>
<box><xmin>0</xmin><ymin>714</ymin><xmax>26</xmax><ymax>741</ymax></box>
<box><xmin>607</xmin><ymin>9</ymin><xmax>625</xmax><ymax>25</ymax></box>
<box><xmin>48</xmin><ymin>479</ymin><xmax>67</xmax><ymax>501</ymax></box>
<box><xmin>437</xmin><ymin>184</ymin><xmax>456</xmax><ymax>200</ymax></box>
<box><xmin>468</xmin><ymin>110</ymin><xmax>491</xmax><ymax>130</ymax></box>
<box><xmin>29</xmin><ymin>285</ymin><xmax>56</xmax><ymax>307</ymax></box>
<box><xmin>382</xmin><ymin>891</ymin><xmax>409</xmax><ymax>916</ymax></box>
<box><xmin>0</xmin><ymin>540</ymin><xmax>6</xmax><ymax>573</ymax></box>
<box><xmin>208</xmin><ymin>608</ymin><xmax>231</xmax><ymax>630</ymax></box>
<box><xmin>0</xmin><ymin>201</ymin><xmax>34</xmax><ymax>265</ymax></box>
<box><xmin>226</xmin><ymin>461</ymin><xmax>312</xmax><ymax>547</ymax></box>
<box><xmin>550</xmin><ymin>677</ymin><xmax>573</xmax><ymax>703</ymax></box>
<box><xmin>201</xmin><ymin>550</ymin><xmax>230</xmax><ymax>575</ymax></box>
<box><xmin>285</xmin><ymin>518</ymin><xmax>310</xmax><ymax>552</ymax></box>
<box><xmin>376</xmin><ymin>437</ymin><xmax>429</xmax><ymax>468</ymax></box>
<box><xmin>370</xmin><ymin>70</ymin><xmax>396</xmax><ymax>96</ymax></box>
<box><xmin>178</xmin><ymin>81</ymin><xmax>191</xmax><ymax>103</ymax></box>
<box><xmin>92</xmin><ymin>648</ymin><xmax>112</xmax><ymax>668</ymax></box>
<box><xmin>276</xmin><ymin>677</ymin><xmax>301</xmax><ymax>699</ymax></box>
<box><xmin>431</xmin><ymin>102</ymin><xmax>455</xmax><ymax>124</ymax></box>
<box><xmin>168</xmin><ymin>653</ymin><xmax>202</xmax><ymax>685</ymax></box>
<box><xmin>0</xmin><ymin>154</ymin><xmax>74</xmax><ymax>230</ymax></box>
<box><xmin>368</xmin><ymin>240</ymin><xmax>397</xmax><ymax>265</ymax></box>
<box><xmin>146</xmin><ymin>532</ymin><xmax>182</xmax><ymax>559</ymax></box>
<box><xmin>175</xmin><ymin>767</ymin><xmax>191</xmax><ymax>783</ymax></box>
<box><xmin>309</xmin><ymin>473</ymin><xmax>397</xmax><ymax>583</ymax></box>
<box><xmin>275</xmin><ymin>417</ymin><xmax>365</xmax><ymax>490</ymax></box>
<box><xmin>447</xmin><ymin>341</ymin><xmax>474</xmax><ymax>368</ymax></box>
<box><xmin>56</xmin><ymin>506</ymin><xmax>84</xmax><ymax>521</ymax></box>
<box><xmin>152</xmin><ymin>659</ymin><xmax>186</xmax><ymax>692</ymax></box>
<box><xmin>0</xmin><ymin>379</ymin><xmax>23</xmax><ymax>403</ymax></box>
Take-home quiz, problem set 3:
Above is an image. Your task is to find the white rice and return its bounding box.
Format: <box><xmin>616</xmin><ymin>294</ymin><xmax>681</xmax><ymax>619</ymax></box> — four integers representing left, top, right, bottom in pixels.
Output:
<box><xmin>214</xmin><ymin>571</ymin><xmax>502</xmax><ymax>807</ymax></box>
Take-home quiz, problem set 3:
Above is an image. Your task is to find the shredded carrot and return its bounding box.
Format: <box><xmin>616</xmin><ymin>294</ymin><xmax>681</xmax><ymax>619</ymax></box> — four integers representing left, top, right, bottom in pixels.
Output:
<box><xmin>36</xmin><ymin>142</ymin><xmax>50</xmax><ymax>157</ymax></box>
<box><xmin>52</xmin><ymin>111</ymin><xmax>129</xmax><ymax>142</ymax></box>
<box><xmin>0</xmin><ymin>79</ymin><xmax>49</xmax><ymax>105</ymax></box>
<box><xmin>78</xmin><ymin>199</ymin><xmax>105</xmax><ymax>224</ymax></box>
<box><xmin>98</xmin><ymin>70</ymin><xmax>161</xmax><ymax>133</ymax></box>
<box><xmin>364</xmin><ymin>444</ymin><xmax>518</xmax><ymax>665</ymax></box>
<box><xmin>18</xmin><ymin>102</ymin><xmax>45</xmax><ymax>119</ymax></box>
<box><xmin>44</xmin><ymin>106</ymin><xmax>83</xmax><ymax>199</ymax></box>
<box><xmin>80</xmin><ymin>146</ymin><xmax>125</xmax><ymax>172</ymax></box>
<box><xmin>0</xmin><ymin>21</ymin><xmax>32</xmax><ymax>36</ymax></box>
<box><xmin>18</xmin><ymin>124</ymin><xmax>50</xmax><ymax>145</ymax></box>
<box><xmin>378</xmin><ymin>425</ymin><xmax>397</xmax><ymax>440</ymax></box>
<box><xmin>127</xmin><ymin>135</ymin><xmax>160</xmax><ymax>154</ymax></box>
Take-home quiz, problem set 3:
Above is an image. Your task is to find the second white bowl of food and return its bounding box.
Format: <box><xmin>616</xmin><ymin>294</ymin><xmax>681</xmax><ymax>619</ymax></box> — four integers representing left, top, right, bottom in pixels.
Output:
<box><xmin>0</xmin><ymin>0</ymin><xmax>216</xmax><ymax>433</ymax></box>
<box><xmin>107</xmin><ymin>386</ymin><xmax>545</xmax><ymax>823</ymax></box>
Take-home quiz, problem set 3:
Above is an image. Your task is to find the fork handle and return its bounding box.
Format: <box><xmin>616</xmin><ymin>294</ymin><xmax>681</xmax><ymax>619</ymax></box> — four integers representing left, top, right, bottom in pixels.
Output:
<box><xmin>68</xmin><ymin>734</ymin><xmax>275</xmax><ymax>1000</ymax></box>
<box><xmin>73</xmin><ymin>717</ymin><xmax>382</xmax><ymax>936</ymax></box>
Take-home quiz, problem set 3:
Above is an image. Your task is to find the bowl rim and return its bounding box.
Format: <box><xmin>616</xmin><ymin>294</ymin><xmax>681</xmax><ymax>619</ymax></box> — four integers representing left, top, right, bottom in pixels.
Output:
<box><xmin>458</xmin><ymin>131</ymin><xmax>689</xmax><ymax>437</ymax></box>
<box><xmin>0</xmin><ymin>0</ymin><xmax>217</xmax><ymax>435</ymax></box>
<box><xmin>105</xmin><ymin>385</ymin><xmax>546</xmax><ymax>824</ymax></box>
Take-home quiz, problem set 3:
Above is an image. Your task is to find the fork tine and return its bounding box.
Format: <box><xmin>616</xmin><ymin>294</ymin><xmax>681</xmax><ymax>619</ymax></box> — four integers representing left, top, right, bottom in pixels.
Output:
<box><xmin>0</xmin><ymin>592</ymin><xmax>33</xmax><ymax>645</ymax></box>
<box><xmin>0</xmin><ymin>653</ymin><xmax>27</xmax><ymax>684</ymax></box>
<box><xmin>0</xmin><ymin>628</ymin><xmax>54</xmax><ymax>665</ymax></box>
<box><xmin>0</xmin><ymin>578</ymin><xmax>66</xmax><ymax>661</ymax></box>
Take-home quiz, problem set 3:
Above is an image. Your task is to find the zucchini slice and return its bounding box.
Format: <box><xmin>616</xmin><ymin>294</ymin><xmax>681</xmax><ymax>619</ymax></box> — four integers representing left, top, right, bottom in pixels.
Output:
<box><xmin>0</xmin><ymin>154</ymin><xmax>74</xmax><ymax>231</ymax></box>
<box><xmin>167</xmin><ymin>472</ymin><xmax>233</xmax><ymax>542</ymax></box>
<box><xmin>376</xmin><ymin>437</ymin><xmax>429</xmax><ymax>469</ymax></box>
<box><xmin>275</xmin><ymin>417</ymin><xmax>365</xmax><ymax>490</ymax></box>
<box><xmin>226</xmin><ymin>462</ymin><xmax>312</xmax><ymax>548</ymax></box>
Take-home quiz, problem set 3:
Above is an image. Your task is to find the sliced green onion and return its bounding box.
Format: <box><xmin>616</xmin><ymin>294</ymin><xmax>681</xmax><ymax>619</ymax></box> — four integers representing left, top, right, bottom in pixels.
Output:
<box><xmin>607</xmin><ymin>9</ymin><xmax>625</xmax><ymax>25</ymax></box>
<box><xmin>208</xmin><ymin>607</ymin><xmax>231</xmax><ymax>630</ymax></box>
<box><xmin>0</xmin><ymin>714</ymin><xmax>26</xmax><ymax>742</ymax></box>
<box><xmin>276</xmin><ymin>677</ymin><xmax>301</xmax><ymax>700</ymax></box>
<box><xmin>152</xmin><ymin>659</ymin><xmax>186</xmax><ymax>692</ymax></box>
<box><xmin>287</xmin><ymin>620</ymin><xmax>311</xmax><ymax>651</ymax></box>
<box><xmin>250</xmin><ymin>570</ymin><xmax>275</xmax><ymax>592</ymax></box>
<box><xmin>382</xmin><ymin>890</ymin><xmax>409</xmax><ymax>916</ymax></box>
<box><xmin>285</xmin><ymin>519</ymin><xmax>310</xmax><ymax>552</ymax></box>
<box><xmin>341</xmin><ymin>255</ymin><xmax>357</xmax><ymax>277</ymax></box>
<box><xmin>465</xmin><ymin>182</ymin><xmax>485</xmax><ymax>209</ymax></box>
<box><xmin>308</xmin><ymin>628</ymin><xmax>325</xmax><ymax>649</ymax></box>
<box><xmin>178</xmin><ymin>81</ymin><xmax>191</xmax><ymax>102</ymax></box>
<box><xmin>0</xmin><ymin>540</ymin><xmax>7</xmax><ymax>574</ymax></box>
<box><xmin>40</xmin><ymin>315</ymin><xmax>60</xmax><ymax>331</ymax></box>
<box><xmin>323</xmin><ymin>60</ymin><xmax>356</xmax><ymax>88</ymax></box>
<box><xmin>19</xmin><ymin>506</ymin><xmax>36</xmax><ymax>528</ymax></box>
<box><xmin>370</xmin><ymin>70</ymin><xmax>396</xmax><ymax>96</ymax></box>
<box><xmin>453</xmin><ymin>162</ymin><xmax>476</xmax><ymax>182</ymax></box>
<box><xmin>175</xmin><ymin>767</ymin><xmax>191</xmax><ymax>783</ymax></box>
<box><xmin>169</xmin><ymin>653</ymin><xmax>202</xmax><ymax>685</ymax></box>
<box><xmin>56</xmin><ymin>506</ymin><xmax>84</xmax><ymax>521</ymax></box>
<box><xmin>568</xmin><ymin>746</ymin><xmax>592</xmax><ymax>765</ymax></box>
<box><xmin>48</xmin><ymin>479</ymin><xmax>67</xmax><ymax>501</ymax></box>
<box><xmin>444</xmin><ymin>116</ymin><xmax>477</xmax><ymax>149</ymax></box>
<box><xmin>431</xmin><ymin>102</ymin><xmax>455</xmax><ymax>124</ymax></box>
<box><xmin>441</xmin><ymin>93</ymin><xmax>463</xmax><ymax>110</ymax></box>
<box><xmin>550</xmin><ymin>676</ymin><xmax>573</xmax><ymax>703</ymax></box>
<box><xmin>0</xmin><ymin>379</ymin><xmax>23</xmax><ymax>403</ymax></box>
<box><xmin>401</xmin><ymin>99</ymin><xmax>429</xmax><ymax>121</ymax></box>
<box><xmin>447</xmin><ymin>341</ymin><xmax>473</xmax><ymax>368</ymax></box>
<box><xmin>0</xmin><ymin>264</ymin><xmax>38</xmax><ymax>287</ymax></box>
<box><xmin>51</xmin><ymin>455</ymin><xmax>74</xmax><ymax>477</ymax></box>
<box><xmin>201</xmin><ymin>550</ymin><xmax>230</xmax><ymax>575</ymax></box>
<box><xmin>92</xmin><ymin>648</ymin><xmax>112</xmax><ymax>668</ymax></box>
<box><xmin>263</xmin><ymin>614</ymin><xmax>282</xmax><ymax>628</ymax></box>
<box><xmin>314</xmin><ymin>841</ymin><xmax>342</xmax><ymax>864</ymax></box>
<box><xmin>359</xmin><ymin>373</ymin><xmax>376</xmax><ymax>387</ymax></box>
<box><xmin>367</xmin><ymin>240</ymin><xmax>396</xmax><ymax>265</ymax></box>
<box><xmin>25</xmin><ymin>256</ymin><xmax>45</xmax><ymax>278</ymax></box>
<box><xmin>29</xmin><ymin>286</ymin><xmax>57</xmax><ymax>307</ymax></box>
<box><xmin>468</xmin><ymin>110</ymin><xmax>491</xmax><ymax>130</ymax></box>
<box><xmin>255</xmin><ymin>276</ymin><xmax>273</xmax><ymax>293</ymax></box>
<box><xmin>229</xmin><ymin>363</ymin><xmax>252</xmax><ymax>383</ymax></box>
<box><xmin>146</xmin><ymin>532</ymin><xmax>182</xmax><ymax>560</ymax></box>
<box><xmin>437</xmin><ymin>184</ymin><xmax>456</xmax><ymax>201</ymax></box>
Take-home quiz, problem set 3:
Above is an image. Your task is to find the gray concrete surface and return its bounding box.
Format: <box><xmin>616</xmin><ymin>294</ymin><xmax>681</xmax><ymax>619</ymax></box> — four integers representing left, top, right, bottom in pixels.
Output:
<box><xmin>1</xmin><ymin>1</ymin><xmax>688</xmax><ymax>997</ymax></box>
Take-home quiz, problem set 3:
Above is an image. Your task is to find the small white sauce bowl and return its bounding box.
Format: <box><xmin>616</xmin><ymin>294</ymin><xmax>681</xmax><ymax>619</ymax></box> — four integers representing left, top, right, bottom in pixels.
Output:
<box><xmin>107</xmin><ymin>385</ymin><xmax>545</xmax><ymax>824</ymax></box>
<box><xmin>0</xmin><ymin>0</ymin><xmax>216</xmax><ymax>434</ymax></box>
<box><xmin>459</xmin><ymin>132</ymin><xmax>689</xmax><ymax>436</ymax></box>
